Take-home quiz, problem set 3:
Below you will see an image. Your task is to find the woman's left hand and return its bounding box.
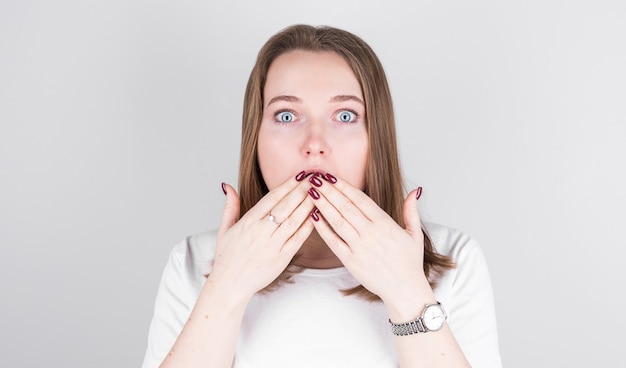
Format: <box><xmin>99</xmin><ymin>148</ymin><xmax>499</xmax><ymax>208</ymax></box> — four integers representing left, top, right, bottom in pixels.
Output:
<box><xmin>309</xmin><ymin>173</ymin><xmax>435</xmax><ymax>311</ymax></box>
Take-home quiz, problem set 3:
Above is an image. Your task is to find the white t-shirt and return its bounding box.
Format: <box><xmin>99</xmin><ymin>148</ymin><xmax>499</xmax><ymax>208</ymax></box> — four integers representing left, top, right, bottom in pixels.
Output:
<box><xmin>142</xmin><ymin>221</ymin><xmax>503</xmax><ymax>367</ymax></box>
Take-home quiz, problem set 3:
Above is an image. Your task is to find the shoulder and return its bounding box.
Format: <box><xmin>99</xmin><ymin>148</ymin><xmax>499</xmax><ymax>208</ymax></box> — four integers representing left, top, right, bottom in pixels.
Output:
<box><xmin>422</xmin><ymin>220</ymin><xmax>483</xmax><ymax>261</ymax></box>
<box><xmin>424</xmin><ymin>221</ymin><xmax>494</xmax><ymax>302</ymax></box>
<box><xmin>142</xmin><ymin>229</ymin><xmax>218</xmax><ymax>367</ymax></box>
<box><xmin>166</xmin><ymin>229</ymin><xmax>218</xmax><ymax>281</ymax></box>
<box><xmin>186</xmin><ymin>228</ymin><xmax>218</xmax><ymax>266</ymax></box>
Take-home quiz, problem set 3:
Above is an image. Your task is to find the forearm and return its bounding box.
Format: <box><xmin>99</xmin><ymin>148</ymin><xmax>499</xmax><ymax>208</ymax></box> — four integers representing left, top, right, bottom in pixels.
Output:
<box><xmin>386</xmin><ymin>281</ymin><xmax>470</xmax><ymax>368</ymax></box>
<box><xmin>160</xmin><ymin>277</ymin><xmax>250</xmax><ymax>368</ymax></box>
<box><xmin>393</xmin><ymin>325</ymin><xmax>470</xmax><ymax>368</ymax></box>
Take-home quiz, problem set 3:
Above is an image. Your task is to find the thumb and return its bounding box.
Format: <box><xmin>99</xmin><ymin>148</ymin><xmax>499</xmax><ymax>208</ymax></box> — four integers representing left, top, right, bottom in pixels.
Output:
<box><xmin>218</xmin><ymin>182</ymin><xmax>240</xmax><ymax>236</ymax></box>
<box><xmin>402</xmin><ymin>187</ymin><xmax>423</xmax><ymax>241</ymax></box>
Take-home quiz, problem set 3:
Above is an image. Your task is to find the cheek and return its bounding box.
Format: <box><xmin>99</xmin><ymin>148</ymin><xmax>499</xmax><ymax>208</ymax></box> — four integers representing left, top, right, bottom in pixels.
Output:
<box><xmin>256</xmin><ymin>128</ymin><xmax>295</xmax><ymax>190</ymax></box>
<box><xmin>353</xmin><ymin>145</ymin><xmax>369</xmax><ymax>190</ymax></box>
<box><xmin>335</xmin><ymin>134</ymin><xmax>369</xmax><ymax>190</ymax></box>
<box><xmin>257</xmin><ymin>136</ymin><xmax>277</xmax><ymax>188</ymax></box>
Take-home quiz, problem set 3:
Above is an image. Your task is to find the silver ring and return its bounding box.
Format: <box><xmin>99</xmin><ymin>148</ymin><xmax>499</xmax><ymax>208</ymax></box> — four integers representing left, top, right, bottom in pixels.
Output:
<box><xmin>268</xmin><ymin>212</ymin><xmax>281</xmax><ymax>225</ymax></box>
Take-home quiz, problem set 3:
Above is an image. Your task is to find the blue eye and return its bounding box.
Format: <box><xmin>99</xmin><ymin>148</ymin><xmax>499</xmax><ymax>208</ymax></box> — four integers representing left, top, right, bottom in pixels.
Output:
<box><xmin>336</xmin><ymin>110</ymin><xmax>356</xmax><ymax>123</ymax></box>
<box><xmin>276</xmin><ymin>111</ymin><xmax>296</xmax><ymax>123</ymax></box>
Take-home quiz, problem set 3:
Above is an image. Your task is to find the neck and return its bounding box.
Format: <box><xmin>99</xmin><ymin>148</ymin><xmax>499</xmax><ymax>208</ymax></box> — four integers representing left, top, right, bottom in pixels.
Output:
<box><xmin>294</xmin><ymin>230</ymin><xmax>343</xmax><ymax>269</ymax></box>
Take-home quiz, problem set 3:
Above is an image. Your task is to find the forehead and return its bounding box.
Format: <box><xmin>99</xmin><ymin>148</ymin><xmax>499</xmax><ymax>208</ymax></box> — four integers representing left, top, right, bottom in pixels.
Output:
<box><xmin>264</xmin><ymin>50</ymin><xmax>363</xmax><ymax>100</ymax></box>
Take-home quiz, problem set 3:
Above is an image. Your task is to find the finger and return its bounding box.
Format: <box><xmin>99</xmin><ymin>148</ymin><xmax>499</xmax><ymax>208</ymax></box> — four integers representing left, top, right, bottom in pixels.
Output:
<box><xmin>311</xmin><ymin>214</ymin><xmax>353</xmax><ymax>263</ymax></box>
<box><xmin>246</xmin><ymin>172</ymin><xmax>306</xmax><ymax>220</ymax></box>
<box><xmin>280</xmin><ymin>214</ymin><xmax>315</xmax><ymax>260</ymax></box>
<box><xmin>309</xmin><ymin>185</ymin><xmax>361</xmax><ymax>244</ymax></box>
<box><xmin>218</xmin><ymin>182</ymin><xmax>240</xmax><ymax>237</ymax></box>
<box><xmin>264</xmin><ymin>179</ymin><xmax>312</xmax><ymax>227</ymax></box>
<box><xmin>272</xmin><ymin>188</ymin><xmax>316</xmax><ymax>240</ymax></box>
<box><xmin>314</xmin><ymin>173</ymin><xmax>388</xmax><ymax>222</ymax></box>
<box><xmin>403</xmin><ymin>187</ymin><xmax>424</xmax><ymax>242</ymax></box>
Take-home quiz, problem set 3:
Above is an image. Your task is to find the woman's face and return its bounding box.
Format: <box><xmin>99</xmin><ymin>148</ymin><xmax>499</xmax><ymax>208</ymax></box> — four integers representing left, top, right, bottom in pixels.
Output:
<box><xmin>257</xmin><ymin>50</ymin><xmax>368</xmax><ymax>190</ymax></box>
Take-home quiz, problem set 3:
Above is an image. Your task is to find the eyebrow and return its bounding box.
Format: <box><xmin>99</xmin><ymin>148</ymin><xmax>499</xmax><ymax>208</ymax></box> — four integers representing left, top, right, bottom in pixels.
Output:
<box><xmin>330</xmin><ymin>95</ymin><xmax>364</xmax><ymax>105</ymax></box>
<box><xmin>266</xmin><ymin>95</ymin><xmax>301</xmax><ymax>107</ymax></box>
<box><xmin>266</xmin><ymin>94</ymin><xmax>364</xmax><ymax>107</ymax></box>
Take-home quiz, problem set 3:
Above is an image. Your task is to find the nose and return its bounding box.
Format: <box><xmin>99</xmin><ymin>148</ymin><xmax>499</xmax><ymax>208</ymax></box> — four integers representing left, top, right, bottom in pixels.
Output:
<box><xmin>301</xmin><ymin>121</ymin><xmax>329</xmax><ymax>157</ymax></box>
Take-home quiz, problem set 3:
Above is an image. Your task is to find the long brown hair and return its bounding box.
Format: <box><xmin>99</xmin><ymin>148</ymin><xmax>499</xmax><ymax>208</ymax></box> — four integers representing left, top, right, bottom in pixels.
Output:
<box><xmin>238</xmin><ymin>24</ymin><xmax>454</xmax><ymax>301</ymax></box>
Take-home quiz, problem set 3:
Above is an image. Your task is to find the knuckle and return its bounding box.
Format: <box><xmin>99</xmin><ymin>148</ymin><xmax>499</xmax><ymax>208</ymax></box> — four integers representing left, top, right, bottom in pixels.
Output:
<box><xmin>284</xmin><ymin>214</ymin><xmax>299</xmax><ymax>229</ymax></box>
<box><xmin>289</xmin><ymin>231</ymin><xmax>305</xmax><ymax>246</ymax></box>
<box><xmin>331</xmin><ymin>216</ymin><xmax>346</xmax><ymax>229</ymax></box>
<box><xmin>327</xmin><ymin>235</ymin><xmax>343</xmax><ymax>250</ymax></box>
<box><xmin>353</xmin><ymin>191</ymin><xmax>368</xmax><ymax>207</ymax></box>
<box><xmin>340</xmin><ymin>199</ymin><xmax>353</xmax><ymax>214</ymax></box>
<box><xmin>266</xmin><ymin>190</ymin><xmax>282</xmax><ymax>205</ymax></box>
<box><xmin>273</xmin><ymin>199</ymin><xmax>289</xmax><ymax>215</ymax></box>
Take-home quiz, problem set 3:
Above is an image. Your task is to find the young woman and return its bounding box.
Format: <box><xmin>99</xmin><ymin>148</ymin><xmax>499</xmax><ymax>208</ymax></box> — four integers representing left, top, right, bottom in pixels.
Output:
<box><xmin>142</xmin><ymin>24</ymin><xmax>502</xmax><ymax>368</ymax></box>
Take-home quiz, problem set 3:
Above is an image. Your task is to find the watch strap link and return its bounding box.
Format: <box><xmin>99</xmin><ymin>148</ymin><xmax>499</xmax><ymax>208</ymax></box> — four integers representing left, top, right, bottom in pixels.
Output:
<box><xmin>389</xmin><ymin>318</ymin><xmax>426</xmax><ymax>336</ymax></box>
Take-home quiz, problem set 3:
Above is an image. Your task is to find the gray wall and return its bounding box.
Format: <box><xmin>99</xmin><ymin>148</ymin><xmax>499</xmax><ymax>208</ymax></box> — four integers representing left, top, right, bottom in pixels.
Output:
<box><xmin>1</xmin><ymin>0</ymin><xmax>624</xmax><ymax>367</ymax></box>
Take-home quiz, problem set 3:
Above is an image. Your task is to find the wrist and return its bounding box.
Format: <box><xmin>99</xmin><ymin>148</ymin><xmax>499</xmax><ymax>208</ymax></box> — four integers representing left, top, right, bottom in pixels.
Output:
<box><xmin>384</xmin><ymin>278</ymin><xmax>437</xmax><ymax>323</ymax></box>
<box><xmin>204</xmin><ymin>273</ymin><xmax>254</xmax><ymax>310</ymax></box>
<box><xmin>389</xmin><ymin>301</ymin><xmax>448</xmax><ymax>336</ymax></box>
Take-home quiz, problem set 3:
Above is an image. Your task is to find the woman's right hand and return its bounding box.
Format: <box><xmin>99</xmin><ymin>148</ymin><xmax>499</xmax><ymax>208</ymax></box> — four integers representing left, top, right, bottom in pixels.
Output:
<box><xmin>208</xmin><ymin>172</ymin><xmax>315</xmax><ymax>301</ymax></box>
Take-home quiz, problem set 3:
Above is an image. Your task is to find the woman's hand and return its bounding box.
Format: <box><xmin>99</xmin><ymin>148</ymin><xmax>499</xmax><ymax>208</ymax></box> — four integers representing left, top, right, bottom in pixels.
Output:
<box><xmin>308</xmin><ymin>174</ymin><xmax>434</xmax><ymax>314</ymax></box>
<box><xmin>209</xmin><ymin>173</ymin><xmax>315</xmax><ymax>301</ymax></box>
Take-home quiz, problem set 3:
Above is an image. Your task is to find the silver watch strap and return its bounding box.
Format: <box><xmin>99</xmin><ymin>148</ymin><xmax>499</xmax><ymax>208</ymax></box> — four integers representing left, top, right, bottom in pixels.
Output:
<box><xmin>389</xmin><ymin>301</ymin><xmax>446</xmax><ymax>336</ymax></box>
<box><xmin>389</xmin><ymin>318</ymin><xmax>426</xmax><ymax>336</ymax></box>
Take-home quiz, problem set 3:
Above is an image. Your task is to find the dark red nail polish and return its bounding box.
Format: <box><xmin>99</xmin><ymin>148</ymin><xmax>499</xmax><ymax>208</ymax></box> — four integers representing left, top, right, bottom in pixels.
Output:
<box><xmin>221</xmin><ymin>182</ymin><xmax>227</xmax><ymax>195</ymax></box>
<box><xmin>309</xmin><ymin>175</ymin><xmax>323</xmax><ymax>187</ymax></box>
<box><xmin>295</xmin><ymin>171</ymin><xmax>306</xmax><ymax>181</ymax></box>
<box><xmin>415</xmin><ymin>186</ymin><xmax>423</xmax><ymax>201</ymax></box>
<box><xmin>311</xmin><ymin>208</ymin><xmax>320</xmax><ymax>221</ymax></box>
<box><xmin>324</xmin><ymin>173</ymin><xmax>337</xmax><ymax>184</ymax></box>
<box><xmin>308</xmin><ymin>187</ymin><xmax>320</xmax><ymax>200</ymax></box>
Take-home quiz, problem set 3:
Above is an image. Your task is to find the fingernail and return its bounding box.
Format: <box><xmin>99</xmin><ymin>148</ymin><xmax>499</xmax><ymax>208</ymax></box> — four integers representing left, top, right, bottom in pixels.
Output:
<box><xmin>295</xmin><ymin>171</ymin><xmax>306</xmax><ymax>181</ymax></box>
<box><xmin>324</xmin><ymin>173</ymin><xmax>337</xmax><ymax>184</ymax></box>
<box><xmin>311</xmin><ymin>208</ymin><xmax>320</xmax><ymax>221</ymax></box>
<box><xmin>221</xmin><ymin>182</ymin><xmax>227</xmax><ymax>195</ymax></box>
<box><xmin>309</xmin><ymin>175</ymin><xmax>323</xmax><ymax>187</ymax></box>
<box><xmin>415</xmin><ymin>186</ymin><xmax>423</xmax><ymax>201</ymax></box>
<box><xmin>308</xmin><ymin>187</ymin><xmax>320</xmax><ymax>200</ymax></box>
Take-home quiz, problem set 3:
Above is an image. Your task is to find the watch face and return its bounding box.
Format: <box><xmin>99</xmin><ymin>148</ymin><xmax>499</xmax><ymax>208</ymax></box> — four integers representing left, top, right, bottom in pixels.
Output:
<box><xmin>422</xmin><ymin>304</ymin><xmax>446</xmax><ymax>331</ymax></box>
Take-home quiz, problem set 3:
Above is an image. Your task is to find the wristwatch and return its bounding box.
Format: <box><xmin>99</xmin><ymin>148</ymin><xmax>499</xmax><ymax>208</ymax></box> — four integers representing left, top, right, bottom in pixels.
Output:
<box><xmin>389</xmin><ymin>302</ymin><xmax>447</xmax><ymax>336</ymax></box>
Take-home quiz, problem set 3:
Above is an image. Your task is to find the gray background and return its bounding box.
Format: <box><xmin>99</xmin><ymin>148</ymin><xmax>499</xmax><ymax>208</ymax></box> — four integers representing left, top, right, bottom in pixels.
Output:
<box><xmin>1</xmin><ymin>0</ymin><xmax>624</xmax><ymax>367</ymax></box>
